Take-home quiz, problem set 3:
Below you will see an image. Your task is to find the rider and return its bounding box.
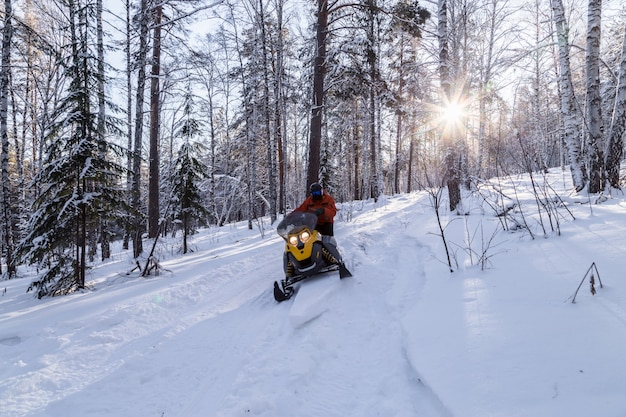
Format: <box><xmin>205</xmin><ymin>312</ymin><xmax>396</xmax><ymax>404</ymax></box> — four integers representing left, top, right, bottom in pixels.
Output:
<box><xmin>293</xmin><ymin>182</ymin><xmax>337</xmax><ymax>236</ymax></box>
<box><xmin>285</xmin><ymin>182</ymin><xmax>350</xmax><ymax>281</ymax></box>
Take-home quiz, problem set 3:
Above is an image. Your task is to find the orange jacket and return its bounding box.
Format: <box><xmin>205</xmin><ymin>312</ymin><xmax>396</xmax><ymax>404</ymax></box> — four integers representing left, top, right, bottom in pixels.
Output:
<box><xmin>294</xmin><ymin>191</ymin><xmax>337</xmax><ymax>225</ymax></box>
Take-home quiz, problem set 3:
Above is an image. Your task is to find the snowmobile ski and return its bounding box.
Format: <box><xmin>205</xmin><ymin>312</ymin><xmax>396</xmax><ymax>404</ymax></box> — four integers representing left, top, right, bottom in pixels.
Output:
<box><xmin>273</xmin><ymin>262</ymin><xmax>352</xmax><ymax>302</ymax></box>
<box><xmin>274</xmin><ymin>281</ymin><xmax>293</xmax><ymax>302</ymax></box>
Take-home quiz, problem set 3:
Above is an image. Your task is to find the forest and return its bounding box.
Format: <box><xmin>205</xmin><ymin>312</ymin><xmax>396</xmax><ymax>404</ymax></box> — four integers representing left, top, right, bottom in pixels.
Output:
<box><xmin>0</xmin><ymin>0</ymin><xmax>625</xmax><ymax>297</ymax></box>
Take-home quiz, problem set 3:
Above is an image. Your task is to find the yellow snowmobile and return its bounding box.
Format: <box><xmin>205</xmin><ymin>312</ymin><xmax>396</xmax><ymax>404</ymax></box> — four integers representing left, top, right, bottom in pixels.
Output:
<box><xmin>273</xmin><ymin>211</ymin><xmax>352</xmax><ymax>302</ymax></box>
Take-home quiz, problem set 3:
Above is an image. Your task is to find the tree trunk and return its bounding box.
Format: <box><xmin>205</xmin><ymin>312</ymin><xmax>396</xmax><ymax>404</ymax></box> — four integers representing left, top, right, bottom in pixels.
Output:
<box><xmin>585</xmin><ymin>0</ymin><xmax>603</xmax><ymax>193</ymax></box>
<box><xmin>123</xmin><ymin>0</ymin><xmax>133</xmax><ymax>250</ymax></box>
<box><xmin>96</xmin><ymin>0</ymin><xmax>110</xmax><ymax>260</ymax></box>
<box><xmin>307</xmin><ymin>0</ymin><xmax>328</xmax><ymax>188</ymax></box>
<box><xmin>367</xmin><ymin>0</ymin><xmax>379</xmax><ymax>202</ymax></box>
<box><xmin>274</xmin><ymin>0</ymin><xmax>286</xmax><ymax>215</ymax></box>
<box><xmin>551</xmin><ymin>0</ymin><xmax>587</xmax><ymax>192</ymax></box>
<box><xmin>604</xmin><ymin>23</ymin><xmax>626</xmax><ymax>188</ymax></box>
<box><xmin>68</xmin><ymin>0</ymin><xmax>87</xmax><ymax>288</ymax></box>
<box><xmin>258</xmin><ymin>0</ymin><xmax>277</xmax><ymax>223</ymax></box>
<box><xmin>438</xmin><ymin>0</ymin><xmax>461</xmax><ymax>211</ymax></box>
<box><xmin>148</xmin><ymin>3</ymin><xmax>162</xmax><ymax>238</ymax></box>
<box><xmin>394</xmin><ymin>97</ymin><xmax>403</xmax><ymax>195</ymax></box>
<box><xmin>353</xmin><ymin>100</ymin><xmax>361</xmax><ymax>200</ymax></box>
<box><xmin>438</xmin><ymin>0</ymin><xmax>451</xmax><ymax>100</ymax></box>
<box><xmin>132</xmin><ymin>0</ymin><xmax>150</xmax><ymax>257</ymax></box>
<box><xmin>0</xmin><ymin>0</ymin><xmax>16</xmax><ymax>278</ymax></box>
<box><xmin>407</xmin><ymin>132</ymin><xmax>415</xmax><ymax>193</ymax></box>
<box><xmin>182</xmin><ymin>211</ymin><xmax>188</xmax><ymax>254</ymax></box>
<box><xmin>477</xmin><ymin>0</ymin><xmax>497</xmax><ymax>175</ymax></box>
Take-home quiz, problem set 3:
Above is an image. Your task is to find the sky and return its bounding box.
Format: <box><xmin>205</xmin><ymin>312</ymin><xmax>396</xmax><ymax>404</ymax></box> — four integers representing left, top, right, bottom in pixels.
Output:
<box><xmin>1</xmin><ymin>167</ymin><xmax>626</xmax><ymax>417</ymax></box>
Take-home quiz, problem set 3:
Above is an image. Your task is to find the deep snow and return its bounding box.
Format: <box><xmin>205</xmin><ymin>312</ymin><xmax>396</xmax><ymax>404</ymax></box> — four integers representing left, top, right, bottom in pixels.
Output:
<box><xmin>1</xmin><ymin>168</ymin><xmax>626</xmax><ymax>417</ymax></box>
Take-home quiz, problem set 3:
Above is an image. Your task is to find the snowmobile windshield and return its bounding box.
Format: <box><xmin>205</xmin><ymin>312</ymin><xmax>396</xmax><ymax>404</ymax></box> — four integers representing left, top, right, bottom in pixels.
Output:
<box><xmin>277</xmin><ymin>211</ymin><xmax>318</xmax><ymax>241</ymax></box>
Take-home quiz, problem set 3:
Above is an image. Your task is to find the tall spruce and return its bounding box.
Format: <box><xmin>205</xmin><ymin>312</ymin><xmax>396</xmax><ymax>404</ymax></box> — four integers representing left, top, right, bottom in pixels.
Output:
<box><xmin>167</xmin><ymin>87</ymin><xmax>209</xmax><ymax>253</ymax></box>
<box><xmin>170</xmin><ymin>139</ymin><xmax>209</xmax><ymax>254</ymax></box>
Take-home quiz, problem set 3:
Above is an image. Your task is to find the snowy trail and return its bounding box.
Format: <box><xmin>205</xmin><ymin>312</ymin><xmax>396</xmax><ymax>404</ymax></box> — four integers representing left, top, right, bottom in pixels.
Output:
<box><xmin>0</xmin><ymin>193</ymin><xmax>448</xmax><ymax>417</ymax></box>
<box><xmin>210</xmin><ymin>194</ymin><xmax>447</xmax><ymax>417</ymax></box>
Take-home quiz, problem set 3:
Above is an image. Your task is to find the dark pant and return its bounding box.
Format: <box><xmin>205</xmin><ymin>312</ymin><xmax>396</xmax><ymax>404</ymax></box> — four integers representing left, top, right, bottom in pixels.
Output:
<box><xmin>316</xmin><ymin>223</ymin><xmax>334</xmax><ymax>236</ymax></box>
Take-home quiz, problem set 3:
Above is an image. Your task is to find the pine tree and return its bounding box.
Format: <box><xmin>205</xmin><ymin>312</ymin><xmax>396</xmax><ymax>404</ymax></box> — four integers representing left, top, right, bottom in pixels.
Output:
<box><xmin>170</xmin><ymin>139</ymin><xmax>209</xmax><ymax>254</ymax></box>
<box><xmin>17</xmin><ymin>0</ymin><xmax>127</xmax><ymax>297</ymax></box>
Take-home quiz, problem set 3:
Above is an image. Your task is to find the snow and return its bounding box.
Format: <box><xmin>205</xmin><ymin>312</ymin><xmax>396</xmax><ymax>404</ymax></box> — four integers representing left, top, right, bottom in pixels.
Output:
<box><xmin>2</xmin><ymin>168</ymin><xmax>626</xmax><ymax>417</ymax></box>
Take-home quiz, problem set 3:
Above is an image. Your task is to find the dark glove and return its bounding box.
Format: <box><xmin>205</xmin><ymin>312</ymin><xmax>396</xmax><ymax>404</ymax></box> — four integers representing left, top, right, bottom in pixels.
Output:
<box><xmin>314</xmin><ymin>208</ymin><xmax>324</xmax><ymax>216</ymax></box>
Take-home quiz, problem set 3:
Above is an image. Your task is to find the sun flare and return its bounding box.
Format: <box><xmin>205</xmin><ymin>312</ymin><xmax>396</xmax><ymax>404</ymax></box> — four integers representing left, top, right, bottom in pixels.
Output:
<box><xmin>442</xmin><ymin>101</ymin><xmax>465</xmax><ymax>124</ymax></box>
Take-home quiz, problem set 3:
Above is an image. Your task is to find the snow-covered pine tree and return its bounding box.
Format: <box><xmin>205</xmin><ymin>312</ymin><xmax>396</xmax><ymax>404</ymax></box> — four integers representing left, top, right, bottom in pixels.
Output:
<box><xmin>170</xmin><ymin>138</ymin><xmax>209</xmax><ymax>254</ymax></box>
<box><xmin>17</xmin><ymin>0</ymin><xmax>127</xmax><ymax>298</ymax></box>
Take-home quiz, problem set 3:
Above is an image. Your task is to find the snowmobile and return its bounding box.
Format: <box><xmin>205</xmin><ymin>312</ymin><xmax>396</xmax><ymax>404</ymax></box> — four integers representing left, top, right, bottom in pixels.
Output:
<box><xmin>273</xmin><ymin>211</ymin><xmax>352</xmax><ymax>302</ymax></box>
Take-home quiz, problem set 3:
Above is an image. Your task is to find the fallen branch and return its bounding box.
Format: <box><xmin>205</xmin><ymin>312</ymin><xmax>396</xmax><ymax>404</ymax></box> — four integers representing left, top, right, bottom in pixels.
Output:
<box><xmin>569</xmin><ymin>262</ymin><xmax>603</xmax><ymax>303</ymax></box>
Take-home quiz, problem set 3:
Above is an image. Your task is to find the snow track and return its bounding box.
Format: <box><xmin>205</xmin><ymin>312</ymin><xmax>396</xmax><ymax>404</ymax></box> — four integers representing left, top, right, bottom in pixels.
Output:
<box><xmin>0</xmin><ymin>195</ymin><xmax>451</xmax><ymax>417</ymax></box>
<box><xmin>208</xmin><ymin>194</ymin><xmax>446</xmax><ymax>417</ymax></box>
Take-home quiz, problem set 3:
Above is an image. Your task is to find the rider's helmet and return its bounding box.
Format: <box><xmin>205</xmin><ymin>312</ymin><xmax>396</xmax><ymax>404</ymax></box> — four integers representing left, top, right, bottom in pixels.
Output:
<box><xmin>310</xmin><ymin>182</ymin><xmax>323</xmax><ymax>200</ymax></box>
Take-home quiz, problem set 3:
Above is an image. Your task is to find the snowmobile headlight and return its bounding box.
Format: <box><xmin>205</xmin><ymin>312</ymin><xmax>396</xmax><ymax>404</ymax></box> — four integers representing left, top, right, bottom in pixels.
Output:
<box><xmin>300</xmin><ymin>231</ymin><xmax>310</xmax><ymax>243</ymax></box>
<box><xmin>288</xmin><ymin>235</ymin><xmax>299</xmax><ymax>246</ymax></box>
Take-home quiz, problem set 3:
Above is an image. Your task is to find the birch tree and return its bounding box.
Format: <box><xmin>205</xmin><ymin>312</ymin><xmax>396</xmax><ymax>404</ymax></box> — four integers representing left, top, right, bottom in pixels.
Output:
<box><xmin>0</xmin><ymin>0</ymin><xmax>16</xmax><ymax>278</ymax></box>
<box><xmin>550</xmin><ymin>0</ymin><xmax>587</xmax><ymax>192</ymax></box>
<box><xmin>584</xmin><ymin>0</ymin><xmax>603</xmax><ymax>193</ymax></box>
